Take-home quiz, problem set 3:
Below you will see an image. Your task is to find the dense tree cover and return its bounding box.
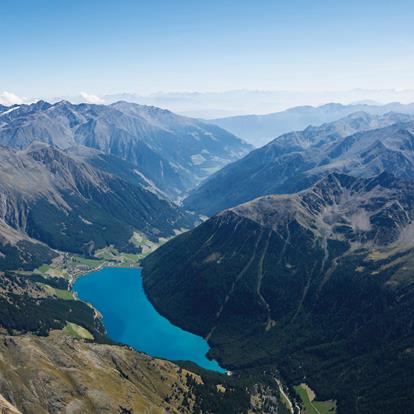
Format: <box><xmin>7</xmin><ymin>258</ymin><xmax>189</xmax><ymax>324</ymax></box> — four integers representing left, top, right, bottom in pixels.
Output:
<box><xmin>0</xmin><ymin>272</ymin><xmax>107</xmax><ymax>341</ymax></box>
<box><xmin>29</xmin><ymin>274</ymin><xmax>69</xmax><ymax>289</ymax></box>
<box><xmin>0</xmin><ymin>240</ymin><xmax>56</xmax><ymax>271</ymax></box>
<box><xmin>143</xmin><ymin>209</ymin><xmax>414</xmax><ymax>414</ymax></box>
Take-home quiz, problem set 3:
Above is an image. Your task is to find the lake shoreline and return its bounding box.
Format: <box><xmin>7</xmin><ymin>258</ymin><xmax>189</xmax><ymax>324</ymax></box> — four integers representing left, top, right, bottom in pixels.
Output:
<box><xmin>72</xmin><ymin>266</ymin><xmax>227</xmax><ymax>373</ymax></box>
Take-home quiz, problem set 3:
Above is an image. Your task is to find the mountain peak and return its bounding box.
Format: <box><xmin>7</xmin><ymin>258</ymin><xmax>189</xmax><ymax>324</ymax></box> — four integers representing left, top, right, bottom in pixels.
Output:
<box><xmin>0</xmin><ymin>100</ymin><xmax>251</xmax><ymax>199</ymax></box>
<box><xmin>30</xmin><ymin>100</ymin><xmax>52</xmax><ymax>111</ymax></box>
<box><xmin>54</xmin><ymin>99</ymin><xmax>72</xmax><ymax>105</ymax></box>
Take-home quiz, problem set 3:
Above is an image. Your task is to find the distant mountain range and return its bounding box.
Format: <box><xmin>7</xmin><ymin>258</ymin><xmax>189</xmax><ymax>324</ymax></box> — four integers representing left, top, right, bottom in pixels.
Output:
<box><xmin>0</xmin><ymin>143</ymin><xmax>195</xmax><ymax>270</ymax></box>
<box><xmin>0</xmin><ymin>100</ymin><xmax>251</xmax><ymax>199</ymax></box>
<box><xmin>185</xmin><ymin>112</ymin><xmax>414</xmax><ymax>215</ymax></box>
<box><xmin>211</xmin><ymin>102</ymin><xmax>414</xmax><ymax>146</ymax></box>
<box><xmin>143</xmin><ymin>172</ymin><xmax>414</xmax><ymax>414</ymax></box>
<box><xmin>49</xmin><ymin>89</ymin><xmax>414</xmax><ymax>119</ymax></box>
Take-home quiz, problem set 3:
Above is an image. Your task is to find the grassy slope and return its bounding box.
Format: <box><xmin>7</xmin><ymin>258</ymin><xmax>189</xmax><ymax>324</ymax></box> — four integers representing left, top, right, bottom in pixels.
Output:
<box><xmin>63</xmin><ymin>322</ymin><xmax>94</xmax><ymax>340</ymax></box>
<box><xmin>294</xmin><ymin>384</ymin><xmax>336</xmax><ymax>414</ymax></box>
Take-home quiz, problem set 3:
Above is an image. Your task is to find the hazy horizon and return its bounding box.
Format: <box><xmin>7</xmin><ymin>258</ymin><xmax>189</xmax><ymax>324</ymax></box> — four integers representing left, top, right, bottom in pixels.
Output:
<box><xmin>3</xmin><ymin>0</ymin><xmax>414</xmax><ymax>113</ymax></box>
<box><xmin>2</xmin><ymin>88</ymin><xmax>414</xmax><ymax>119</ymax></box>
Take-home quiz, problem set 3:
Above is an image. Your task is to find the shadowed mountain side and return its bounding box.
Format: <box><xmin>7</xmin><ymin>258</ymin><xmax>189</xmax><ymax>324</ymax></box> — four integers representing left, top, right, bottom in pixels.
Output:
<box><xmin>0</xmin><ymin>143</ymin><xmax>195</xmax><ymax>269</ymax></box>
<box><xmin>144</xmin><ymin>173</ymin><xmax>414</xmax><ymax>414</ymax></box>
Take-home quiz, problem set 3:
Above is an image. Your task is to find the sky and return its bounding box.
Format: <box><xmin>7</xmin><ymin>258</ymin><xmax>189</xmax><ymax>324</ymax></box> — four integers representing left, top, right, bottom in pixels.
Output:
<box><xmin>2</xmin><ymin>0</ymin><xmax>414</xmax><ymax>104</ymax></box>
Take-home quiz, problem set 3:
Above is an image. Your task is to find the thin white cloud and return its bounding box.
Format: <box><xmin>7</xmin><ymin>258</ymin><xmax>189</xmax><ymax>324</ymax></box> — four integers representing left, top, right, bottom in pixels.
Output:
<box><xmin>80</xmin><ymin>92</ymin><xmax>105</xmax><ymax>104</ymax></box>
<box><xmin>0</xmin><ymin>91</ymin><xmax>27</xmax><ymax>105</ymax></box>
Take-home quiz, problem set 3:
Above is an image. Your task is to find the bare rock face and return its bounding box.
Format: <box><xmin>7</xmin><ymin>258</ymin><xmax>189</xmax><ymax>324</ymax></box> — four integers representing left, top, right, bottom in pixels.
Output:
<box><xmin>0</xmin><ymin>329</ymin><xmax>283</xmax><ymax>414</ymax></box>
<box><xmin>0</xmin><ymin>395</ymin><xmax>21</xmax><ymax>414</ymax></box>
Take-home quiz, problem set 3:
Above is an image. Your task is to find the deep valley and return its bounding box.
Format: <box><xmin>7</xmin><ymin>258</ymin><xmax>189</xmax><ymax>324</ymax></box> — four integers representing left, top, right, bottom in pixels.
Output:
<box><xmin>1</xmin><ymin>99</ymin><xmax>414</xmax><ymax>414</ymax></box>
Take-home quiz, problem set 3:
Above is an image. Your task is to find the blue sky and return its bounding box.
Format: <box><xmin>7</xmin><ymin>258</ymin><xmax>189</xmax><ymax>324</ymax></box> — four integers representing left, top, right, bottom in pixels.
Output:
<box><xmin>2</xmin><ymin>0</ymin><xmax>414</xmax><ymax>100</ymax></box>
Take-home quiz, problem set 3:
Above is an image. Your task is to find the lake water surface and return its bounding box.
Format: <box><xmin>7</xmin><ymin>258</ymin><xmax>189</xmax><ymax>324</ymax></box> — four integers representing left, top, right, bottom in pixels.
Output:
<box><xmin>73</xmin><ymin>267</ymin><xmax>225</xmax><ymax>372</ymax></box>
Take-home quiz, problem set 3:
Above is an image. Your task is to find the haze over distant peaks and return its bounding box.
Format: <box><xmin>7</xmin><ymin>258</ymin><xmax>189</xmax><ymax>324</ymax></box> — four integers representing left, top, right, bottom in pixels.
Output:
<box><xmin>185</xmin><ymin>111</ymin><xmax>414</xmax><ymax>215</ymax></box>
<box><xmin>42</xmin><ymin>89</ymin><xmax>414</xmax><ymax>120</ymax></box>
<box><xmin>211</xmin><ymin>101</ymin><xmax>414</xmax><ymax>146</ymax></box>
<box><xmin>0</xmin><ymin>100</ymin><xmax>251</xmax><ymax>199</ymax></box>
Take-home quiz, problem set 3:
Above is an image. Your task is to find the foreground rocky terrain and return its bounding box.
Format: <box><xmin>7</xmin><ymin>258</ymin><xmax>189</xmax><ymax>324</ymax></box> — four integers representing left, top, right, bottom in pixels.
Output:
<box><xmin>0</xmin><ymin>268</ymin><xmax>289</xmax><ymax>414</ymax></box>
<box><xmin>0</xmin><ymin>332</ymin><xmax>202</xmax><ymax>414</ymax></box>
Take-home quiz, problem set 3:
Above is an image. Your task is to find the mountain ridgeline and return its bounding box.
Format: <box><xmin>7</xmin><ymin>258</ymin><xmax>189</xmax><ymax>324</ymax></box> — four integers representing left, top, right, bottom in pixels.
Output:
<box><xmin>185</xmin><ymin>111</ymin><xmax>414</xmax><ymax>215</ymax></box>
<box><xmin>143</xmin><ymin>173</ymin><xmax>414</xmax><ymax>414</ymax></box>
<box><xmin>0</xmin><ymin>100</ymin><xmax>251</xmax><ymax>199</ymax></box>
<box><xmin>211</xmin><ymin>101</ymin><xmax>414</xmax><ymax>146</ymax></box>
<box><xmin>0</xmin><ymin>143</ymin><xmax>195</xmax><ymax>270</ymax></box>
<box><xmin>0</xmin><ymin>99</ymin><xmax>253</xmax><ymax>271</ymax></box>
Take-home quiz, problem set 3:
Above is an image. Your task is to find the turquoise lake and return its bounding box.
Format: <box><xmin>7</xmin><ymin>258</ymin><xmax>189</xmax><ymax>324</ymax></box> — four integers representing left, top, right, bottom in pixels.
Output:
<box><xmin>73</xmin><ymin>267</ymin><xmax>225</xmax><ymax>373</ymax></box>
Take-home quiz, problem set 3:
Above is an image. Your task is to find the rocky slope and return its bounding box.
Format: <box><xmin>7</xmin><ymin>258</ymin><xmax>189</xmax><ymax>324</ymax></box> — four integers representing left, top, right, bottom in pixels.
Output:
<box><xmin>0</xmin><ymin>100</ymin><xmax>251</xmax><ymax>198</ymax></box>
<box><xmin>211</xmin><ymin>102</ymin><xmax>414</xmax><ymax>146</ymax></box>
<box><xmin>0</xmin><ymin>394</ymin><xmax>20</xmax><ymax>414</ymax></box>
<box><xmin>185</xmin><ymin>112</ymin><xmax>414</xmax><ymax>215</ymax></box>
<box><xmin>0</xmin><ymin>143</ymin><xmax>195</xmax><ymax>270</ymax></box>
<box><xmin>0</xmin><ymin>332</ymin><xmax>202</xmax><ymax>414</ymax></box>
<box><xmin>143</xmin><ymin>173</ymin><xmax>414</xmax><ymax>414</ymax></box>
<box><xmin>0</xmin><ymin>331</ymin><xmax>290</xmax><ymax>414</ymax></box>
